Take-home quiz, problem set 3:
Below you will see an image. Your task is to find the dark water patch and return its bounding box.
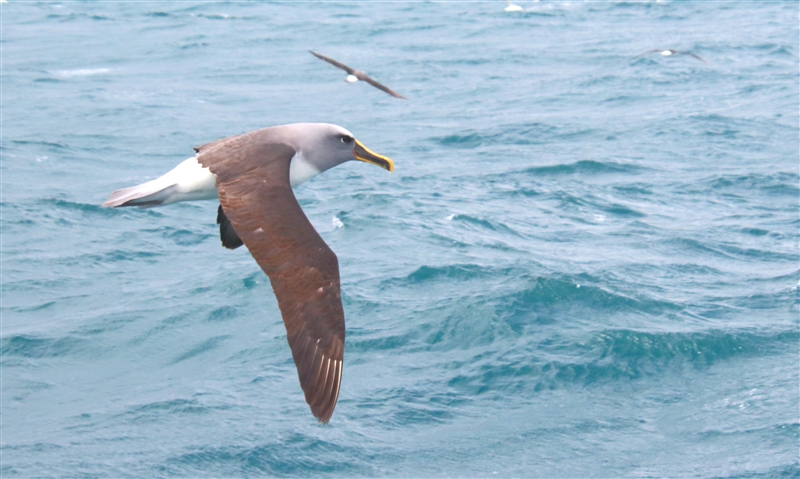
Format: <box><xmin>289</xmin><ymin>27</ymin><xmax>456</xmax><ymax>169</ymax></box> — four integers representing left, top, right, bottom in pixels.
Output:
<box><xmin>134</xmin><ymin>398</ymin><xmax>203</xmax><ymax>413</ymax></box>
<box><xmin>499</xmin><ymin>275</ymin><xmax>681</xmax><ymax>329</ymax></box>
<box><xmin>181</xmin><ymin>42</ymin><xmax>210</xmax><ymax>50</ymax></box>
<box><xmin>715</xmin><ymin>242</ymin><xmax>797</xmax><ymax>262</ymax></box>
<box><xmin>706</xmin><ymin>172</ymin><xmax>800</xmax><ymax>197</ymax></box>
<box><xmin>389</xmin><ymin>398</ymin><xmax>456</xmax><ymax>425</ymax></box>
<box><xmin>242</xmin><ymin>271</ymin><xmax>265</xmax><ymax>290</ymax></box>
<box><xmin>505</xmin><ymin>187</ymin><xmax>541</xmax><ymax>197</ymax></box>
<box><xmin>167</xmin><ymin>228</ymin><xmax>211</xmax><ymax>246</ymax></box>
<box><xmin>448</xmin><ymin>214</ymin><xmax>521</xmax><ymax>236</ymax></box>
<box><xmin>741</xmin><ymin>227</ymin><xmax>769</xmax><ymax>236</ymax></box>
<box><xmin>33</xmin><ymin>77</ymin><xmax>66</xmax><ymax>84</ymax></box>
<box><xmin>360</xmin><ymin>387</ymin><xmax>465</xmax><ymax>426</ymax></box>
<box><xmin>404</xmin><ymin>263</ymin><xmax>513</xmax><ymax>284</ymax></box>
<box><xmin>12</xmin><ymin>139</ymin><xmax>69</xmax><ymax>150</ymax></box>
<box><xmin>750</xmin><ymin>42</ymin><xmax>797</xmax><ymax>56</ymax></box>
<box><xmin>428</xmin><ymin>232</ymin><xmax>472</xmax><ymax>249</ymax></box>
<box><xmin>41</xmin><ymin>198</ymin><xmax>141</xmax><ymax>218</ymax></box>
<box><xmin>425</xmin><ymin>304</ymin><xmax>512</xmax><ymax>349</ymax></box>
<box><xmin>431</xmin><ymin>132</ymin><xmax>485</xmax><ymax>149</ymax></box>
<box><xmin>97</xmin><ymin>249</ymin><xmax>164</xmax><ymax>263</ymax></box>
<box><xmin>699</xmin><ymin>422</ymin><xmax>799</xmax><ymax>441</ymax></box>
<box><xmin>725</xmin><ymin>288</ymin><xmax>798</xmax><ymax>312</ymax></box>
<box><xmin>7</xmin><ymin>301</ymin><xmax>57</xmax><ymax>313</ymax></box>
<box><xmin>145</xmin><ymin>11</ymin><xmax>172</xmax><ymax>18</ymax></box>
<box><xmin>8</xmin><ymin>379</ymin><xmax>55</xmax><ymax>402</ymax></box>
<box><xmin>543</xmin><ymin>190</ymin><xmax>587</xmax><ymax>210</ymax></box>
<box><xmin>120</xmin><ymin>398</ymin><xmax>221</xmax><ymax>423</ymax></box>
<box><xmin>345</xmin><ymin>192</ymin><xmax>394</xmax><ymax>207</ymax></box>
<box><xmin>161</xmin><ymin>436</ymin><xmax>371</xmax><ymax>477</ymax></box>
<box><xmin>521</xmin><ymin>160</ymin><xmax>643</xmax><ymax>177</ymax></box>
<box><xmin>206</xmin><ymin>306</ymin><xmax>239</xmax><ymax>322</ymax></box>
<box><xmin>661</xmin><ymin>236</ymin><xmax>796</xmax><ymax>263</ymax></box>
<box><xmin>1</xmin><ymin>334</ymin><xmax>91</xmax><ymax>359</ymax></box>
<box><xmin>448</xmin><ymin>328</ymin><xmax>797</xmax><ymax>397</ymax></box>
<box><xmin>602</xmin><ymin>203</ymin><xmax>647</xmax><ymax>218</ymax></box>
<box><xmin>349</xmin><ymin>333</ymin><xmax>413</xmax><ymax>352</ymax></box>
<box><xmin>171</xmin><ymin>335</ymin><xmax>230</xmax><ymax>364</ymax></box>
<box><xmin>660</xmin><ymin>237</ymin><xmax>737</xmax><ymax>261</ymax></box>
<box><xmin>587</xmin><ymin>328</ymin><xmax>798</xmax><ymax>369</ymax></box>
<box><xmin>733</xmin><ymin>462</ymin><xmax>800</xmax><ymax>478</ymax></box>
<box><xmin>685</xmin><ymin>114</ymin><xmax>781</xmax><ymax>139</ymax></box>
<box><xmin>126</xmin><ymin>310</ymin><xmax>197</xmax><ymax>347</ymax></box>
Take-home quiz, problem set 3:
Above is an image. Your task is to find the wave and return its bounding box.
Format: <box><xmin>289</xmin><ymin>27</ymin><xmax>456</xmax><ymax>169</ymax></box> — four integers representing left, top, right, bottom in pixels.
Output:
<box><xmin>171</xmin><ymin>335</ymin><xmax>231</xmax><ymax>364</ymax></box>
<box><xmin>1</xmin><ymin>334</ymin><xmax>93</xmax><ymax>360</ymax></box>
<box><xmin>521</xmin><ymin>159</ymin><xmax>645</xmax><ymax>176</ymax></box>
<box><xmin>445</xmin><ymin>328</ymin><xmax>798</xmax><ymax>398</ymax></box>
<box><xmin>161</xmin><ymin>438</ymin><xmax>369</xmax><ymax>477</ymax></box>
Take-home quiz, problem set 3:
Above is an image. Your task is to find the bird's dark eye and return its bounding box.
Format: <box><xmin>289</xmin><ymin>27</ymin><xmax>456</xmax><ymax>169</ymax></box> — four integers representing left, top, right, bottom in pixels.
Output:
<box><xmin>340</xmin><ymin>135</ymin><xmax>354</xmax><ymax>144</ymax></box>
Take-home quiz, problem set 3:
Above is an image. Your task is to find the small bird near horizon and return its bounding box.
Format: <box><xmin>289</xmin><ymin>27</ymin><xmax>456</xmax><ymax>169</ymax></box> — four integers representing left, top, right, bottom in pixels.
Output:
<box><xmin>636</xmin><ymin>49</ymin><xmax>707</xmax><ymax>63</ymax></box>
<box><xmin>103</xmin><ymin>123</ymin><xmax>395</xmax><ymax>424</ymax></box>
<box><xmin>309</xmin><ymin>50</ymin><xmax>408</xmax><ymax>99</ymax></box>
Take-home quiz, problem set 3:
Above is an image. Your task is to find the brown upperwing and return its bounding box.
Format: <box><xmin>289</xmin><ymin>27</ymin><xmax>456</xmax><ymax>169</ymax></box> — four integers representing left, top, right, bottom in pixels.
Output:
<box><xmin>195</xmin><ymin>132</ymin><xmax>345</xmax><ymax>423</ymax></box>
<box><xmin>309</xmin><ymin>50</ymin><xmax>356</xmax><ymax>75</ymax></box>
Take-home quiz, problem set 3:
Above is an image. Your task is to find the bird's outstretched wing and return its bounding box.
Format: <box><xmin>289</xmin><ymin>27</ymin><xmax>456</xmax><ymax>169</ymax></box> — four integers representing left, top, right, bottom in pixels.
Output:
<box><xmin>310</xmin><ymin>50</ymin><xmax>408</xmax><ymax>99</ymax></box>
<box><xmin>309</xmin><ymin>50</ymin><xmax>356</xmax><ymax>75</ymax></box>
<box><xmin>357</xmin><ymin>73</ymin><xmax>408</xmax><ymax>99</ymax></box>
<box><xmin>634</xmin><ymin>49</ymin><xmax>707</xmax><ymax>63</ymax></box>
<box><xmin>632</xmin><ymin>49</ymin><xmax>664</xmax><ymax>61</ymax></box>
<box><xmin>196</xmin><ymin>132</ymin><xmax>345</xmax><ymax>423</ymax></box>
<box><xmin>681</xmin><ymin>51</ymin><xmax>708</xmax><ymax>63</ymax></box>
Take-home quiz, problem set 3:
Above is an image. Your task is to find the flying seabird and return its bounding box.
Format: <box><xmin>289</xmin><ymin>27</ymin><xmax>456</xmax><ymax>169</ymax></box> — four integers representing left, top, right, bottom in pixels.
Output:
<box><xmin>636</xmin><ymin>49</ymin><xmax>707</xmax><ymax>63</ymax></box>
<box><xmin>103</xmin><ymin>123</ymin><xmax>394</xmax><ymax>423</ymax></box>
<box><xmin>309</xmin><ymin>50</ymin><xmax>408</xmax><ymax>99</ymax></box>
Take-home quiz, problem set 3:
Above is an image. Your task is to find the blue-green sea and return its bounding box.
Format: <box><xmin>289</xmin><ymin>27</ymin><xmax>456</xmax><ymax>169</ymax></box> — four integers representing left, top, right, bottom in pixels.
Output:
<box><xmin>3</xmin><ymin>1</ymin><xmax>798</xmax><ymax>477</ymax></box>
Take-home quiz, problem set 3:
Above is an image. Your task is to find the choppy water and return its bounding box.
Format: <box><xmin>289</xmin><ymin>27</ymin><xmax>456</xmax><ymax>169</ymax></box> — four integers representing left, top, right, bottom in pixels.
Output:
<box><xmin>3</xmin><ymin>1</ymin><xmax>799</xmax><ymax>477</ymax></box>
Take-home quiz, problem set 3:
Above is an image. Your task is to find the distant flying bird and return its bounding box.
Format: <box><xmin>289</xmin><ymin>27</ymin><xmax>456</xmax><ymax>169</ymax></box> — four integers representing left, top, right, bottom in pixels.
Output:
<box><xmin>103</xmin><ymin>123</ymin><xmax>395</xmax><ymax>424</ymax></box>
<box><xmin>309</xmin><ymin>50</ymin><xmax>408</xmax><ymax>99</ymax></box>
<box><xmin>636</xmin><ymin>49</ymin><xmax>707</xmax><ymax>63</ymax></box>
<box><xmin>505</xmin><ymin>0</ymin><xmax>524</xmax><ymax>11</ymax></box>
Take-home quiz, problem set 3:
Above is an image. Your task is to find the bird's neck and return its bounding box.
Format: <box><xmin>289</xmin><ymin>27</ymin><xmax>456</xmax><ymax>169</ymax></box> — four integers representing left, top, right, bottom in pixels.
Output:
<box><xmin>289</xmin><ymin>151</ymin><xmax>324</xmax><ymax>188</ymax></box>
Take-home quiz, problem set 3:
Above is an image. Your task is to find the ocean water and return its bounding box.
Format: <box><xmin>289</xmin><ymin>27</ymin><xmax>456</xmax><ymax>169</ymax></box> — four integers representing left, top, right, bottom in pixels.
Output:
<box><xmin>2</xmin><ymin>1</ymin><xmax>798</xmax><ymax>477</ymax></box>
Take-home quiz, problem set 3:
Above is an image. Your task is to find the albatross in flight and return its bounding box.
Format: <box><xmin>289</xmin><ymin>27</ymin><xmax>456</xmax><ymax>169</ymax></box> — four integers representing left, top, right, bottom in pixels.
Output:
<box><xmin>310</xmin><ymin>50</ymin><xmax>408</xmax><ymax>99</ymax></box>
<box><xmin>103</xmin><ymin>123</ymin><xmax>394</xmax><ymax>423</ymax></box>
<box><xmin>636</xmin><ymin>49</ymin><xmax>707</xmax><ymax>63</ymax></box>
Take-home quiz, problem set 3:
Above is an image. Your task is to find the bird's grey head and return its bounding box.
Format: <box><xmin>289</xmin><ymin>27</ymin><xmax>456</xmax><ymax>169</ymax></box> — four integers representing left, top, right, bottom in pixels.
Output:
<box><xmin>285</xmin><ymin>123</ymin><xmax>394</xmax><ymax>187</ymax></box>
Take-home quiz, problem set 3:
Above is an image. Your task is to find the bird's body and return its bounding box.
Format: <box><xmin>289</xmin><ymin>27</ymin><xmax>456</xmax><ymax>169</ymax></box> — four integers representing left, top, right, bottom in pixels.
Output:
<box><xmin>103</xmin><ymin>123</ymin><xmax>394</xmax><ymax>423</ymax></box>
<box><xmin>309</xmin><ymin>50</ymin><xmax>407</xmax><ymax>99</ymax></box>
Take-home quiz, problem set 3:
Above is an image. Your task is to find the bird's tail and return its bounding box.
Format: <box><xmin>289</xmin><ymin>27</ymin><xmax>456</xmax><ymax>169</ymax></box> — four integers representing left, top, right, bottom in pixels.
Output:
<box><xmin>102</xmin><ymin>156</ymin><xmax>219</xmax><ymax>209</ymax></box>
<box><xmin>102</xmin><ymin>178</ymin><xmax>179</xmax><ymax>209</ymax></box>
